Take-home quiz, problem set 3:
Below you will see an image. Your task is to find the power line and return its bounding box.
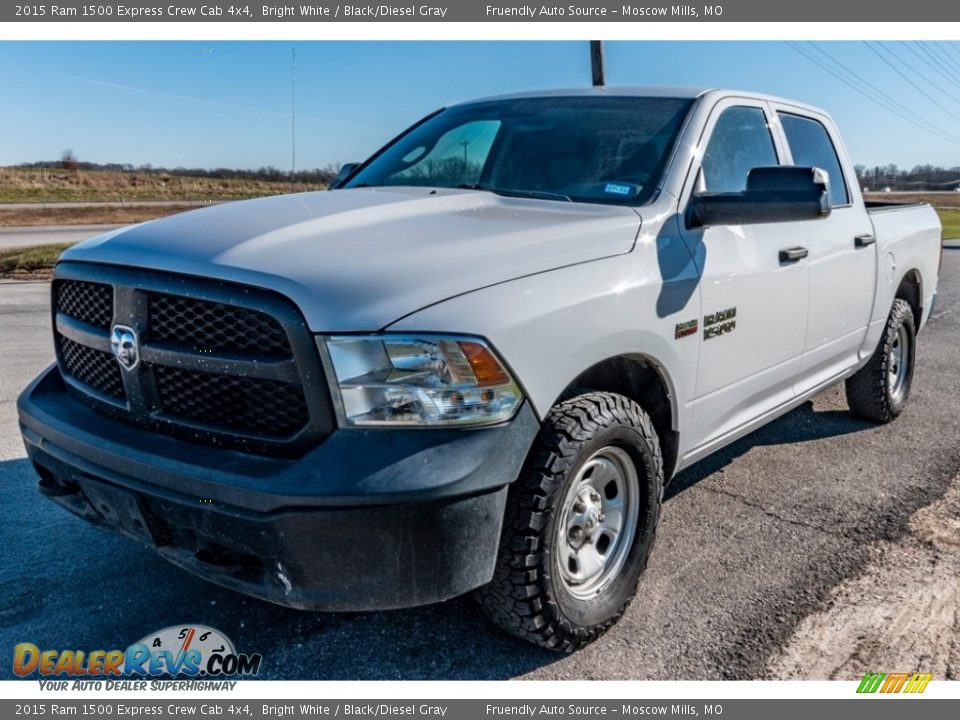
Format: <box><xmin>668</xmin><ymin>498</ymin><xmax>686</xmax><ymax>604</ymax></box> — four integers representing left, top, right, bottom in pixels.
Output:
<box><xmin>929</xmin><ymin>42</ymin><xmax>960</xmax><ymax>75</ymax></box>
<box><xmin>900</xmin><ymin>42</ymin><xmax>960</xmax><ymax>93</ymax></box>
<box><xmin>913</xmin><ymin>41</ymin><xmax>943</xmax><ymax>67</ymax></box>
<box><xmin>812</xmin><ymin>43</ymin><xmax>960</xmax><ymax>143</ymax></box>
<box><xmin>921</xmin><ymin>42</ymin><xmax>960</xmax><ymax>77</ymax></box>
<box><xmin>912</xmin><ymin>42</ymin><xmax>960</xmax><ymax>85</ymax></box>
<box><xmin>785</xmin><ymin>42</ymin><xmax>960</xmax><ymax>147</ymax></box>
<box><xmin>804</xmin><ymin>43</ymin><xmax>960</xmax><ymax>143</ymax></box>
<box><xmin>863</xmin><ymin>43</ymin><xmax>960</xmax><ymax>124</ymax></box>
<box><xmin>806</xmin><ymin>43</ymin><xmax>960</xmax><ymax>140</ymax></box>
<box><xmin>878</xmin><ymin>43</ymin><xmax>960</xmax><ymax>109</ymax></box>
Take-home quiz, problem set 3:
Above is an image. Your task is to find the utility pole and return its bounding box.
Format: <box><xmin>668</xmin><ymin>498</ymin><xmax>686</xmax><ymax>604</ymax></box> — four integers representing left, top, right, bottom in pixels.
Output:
<box><xmin>460</xmin><ymin>140</ymin><xmax>470</xmax><ymax>173</ymax></box>
<box><xmin>590</xmin><ymin>41</ymin><xmax>606</xmax><ymax>87</ymax></box>
<box><xmin>291</xmin><ymin>46</ymin><xmax>297</xmax><ymax>192</ymax></box>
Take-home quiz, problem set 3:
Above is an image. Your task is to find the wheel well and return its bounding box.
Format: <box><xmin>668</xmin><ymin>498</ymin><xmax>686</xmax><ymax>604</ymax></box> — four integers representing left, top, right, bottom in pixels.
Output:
<box><xmin>896</xmin><ymin>270</ymin><xmax>922</xmax><ymax>329</ymax></box>
<box><xmin>566</xmin><ymin>355</ymin><xmax>679</xmax><ymax>481</ymax></box>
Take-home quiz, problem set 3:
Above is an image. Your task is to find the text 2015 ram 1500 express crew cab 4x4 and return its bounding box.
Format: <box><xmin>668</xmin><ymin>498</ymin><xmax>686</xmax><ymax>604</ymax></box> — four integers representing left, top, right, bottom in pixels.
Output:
<box><xmin>19</xmin><ymin>87</ymin><xmax>942</xmax><ymax>651</ymax></box>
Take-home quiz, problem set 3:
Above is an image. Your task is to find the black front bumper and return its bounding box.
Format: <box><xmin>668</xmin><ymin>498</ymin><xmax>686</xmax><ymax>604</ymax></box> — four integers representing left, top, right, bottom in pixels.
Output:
<box><xmin>18</xmin><ymin>366</ymin><xmax>539</xmax><ymax>610</ymax></box>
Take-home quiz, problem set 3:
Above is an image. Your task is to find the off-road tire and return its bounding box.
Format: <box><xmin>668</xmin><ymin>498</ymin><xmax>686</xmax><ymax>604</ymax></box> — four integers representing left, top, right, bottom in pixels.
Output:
<box><xmin>476</xmin><ymin>391</ymin><xmax>663</xmax><ymax>652</ymax></box>
<box><xmin>845</xmin><ymin>298</ymin><xmax>916</xmax><ymax>423</ymax></box>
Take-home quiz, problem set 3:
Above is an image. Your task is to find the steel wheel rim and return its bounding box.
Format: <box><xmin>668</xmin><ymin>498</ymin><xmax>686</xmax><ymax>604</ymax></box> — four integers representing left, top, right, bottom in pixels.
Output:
<box><xmin>888</xmin><ymin>324</ymin><xmax>909</xmax><ymax>402</ymax></box>
<box><xmin>555</xmin><ymin>445</ymin><xmax>640</xmax><ymax>599</ymax></box>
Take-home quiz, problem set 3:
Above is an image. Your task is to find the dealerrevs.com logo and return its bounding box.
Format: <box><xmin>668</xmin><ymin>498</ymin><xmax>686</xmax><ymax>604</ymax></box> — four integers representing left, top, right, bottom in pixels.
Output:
<box><xmin>13</xmin><ymin>625</ymin><xmax>262</xmax><ymax>684</ymax></box>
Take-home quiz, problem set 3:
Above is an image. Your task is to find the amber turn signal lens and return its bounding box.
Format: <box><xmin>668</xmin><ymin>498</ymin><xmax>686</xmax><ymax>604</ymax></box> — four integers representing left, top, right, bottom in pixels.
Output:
<box><xmin>458</xmin><ymin>341</ymin><xmax>511</xmax><ymax>386</ymax></box>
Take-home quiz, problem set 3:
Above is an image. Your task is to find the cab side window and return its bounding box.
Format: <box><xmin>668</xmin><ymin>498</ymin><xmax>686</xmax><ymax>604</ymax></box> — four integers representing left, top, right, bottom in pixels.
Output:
<box><xmin>779</xmin><ymin>113</ymin><xmax>850</xmax><ymax>206</ymax></box>
<box><xmin>700</xmin><ymin>106</ymin><xmax>778</xmax><ymax>193</ymax></box>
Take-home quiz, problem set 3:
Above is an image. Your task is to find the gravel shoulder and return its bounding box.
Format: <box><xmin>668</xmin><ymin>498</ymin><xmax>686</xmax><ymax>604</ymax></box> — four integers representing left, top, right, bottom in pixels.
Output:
<box><xmin>768</xmin><ymin>473</ymin><xmax>960</xmax><ymax>680</ymax></box>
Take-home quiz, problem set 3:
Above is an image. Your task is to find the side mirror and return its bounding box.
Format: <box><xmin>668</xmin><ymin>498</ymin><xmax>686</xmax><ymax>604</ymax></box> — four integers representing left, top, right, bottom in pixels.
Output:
<box><xmin>328</xmin><ymin>162</ymin><xmax>361</xmax><ymax>190</ymax></box>
<box><xmin>686</xmin><ymin>166</ymin><xmax>831</xmax><ymax>229</ymax></box>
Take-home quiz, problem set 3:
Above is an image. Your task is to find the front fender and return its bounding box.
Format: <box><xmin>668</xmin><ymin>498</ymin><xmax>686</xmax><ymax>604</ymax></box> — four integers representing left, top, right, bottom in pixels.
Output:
<box><xmin>386</xmin><ymin>249</ymin><xmax>701</xmax><ymax>451</ymax></box>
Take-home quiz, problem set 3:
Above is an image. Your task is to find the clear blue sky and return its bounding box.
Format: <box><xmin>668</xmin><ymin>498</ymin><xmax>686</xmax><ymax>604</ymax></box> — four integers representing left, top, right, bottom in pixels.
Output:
<box><xmin>2</xmin><ymin>41</ymin><xmax>960</xmax><ymax>171</ymax></box>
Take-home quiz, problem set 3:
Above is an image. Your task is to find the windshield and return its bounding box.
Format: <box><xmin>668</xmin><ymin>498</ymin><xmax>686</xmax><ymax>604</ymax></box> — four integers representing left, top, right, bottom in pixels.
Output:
<box><xmin>345</xmin><ymin>96</ymin><xmax>694</xmax><ymax>205</ymax></box>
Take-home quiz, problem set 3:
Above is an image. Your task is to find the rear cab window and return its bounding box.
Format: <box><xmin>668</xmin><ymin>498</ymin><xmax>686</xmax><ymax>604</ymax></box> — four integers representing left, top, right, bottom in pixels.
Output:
<box><xmin>778</xmin><ymin>112</ymin><xmax>850</xmax><ymax>207</ymax></box>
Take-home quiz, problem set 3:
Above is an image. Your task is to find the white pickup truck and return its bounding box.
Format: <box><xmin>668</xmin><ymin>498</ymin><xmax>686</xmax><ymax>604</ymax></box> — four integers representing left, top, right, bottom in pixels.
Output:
<box><xmin>19</xmin><ymin>87</ymin><xmax>942</xmax><ymax>651</ymax></box>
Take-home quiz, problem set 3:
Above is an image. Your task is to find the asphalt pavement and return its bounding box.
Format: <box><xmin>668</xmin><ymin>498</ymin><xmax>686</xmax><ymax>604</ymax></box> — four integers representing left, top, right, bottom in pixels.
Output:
<box><xmin>1</xmin><ymin>252</ymin><xmax>958</xmax><ymax>680</ymax></box>
<box><xmin>0</xmin><ymin>224</ymin><xmax>123</xmax><ymax>250</ymax></box>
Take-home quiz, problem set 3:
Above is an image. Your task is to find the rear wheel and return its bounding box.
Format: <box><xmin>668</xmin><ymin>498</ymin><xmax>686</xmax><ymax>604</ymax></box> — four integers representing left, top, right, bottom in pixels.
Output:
<box><xmin>476</xmin><ymin>391</ymin><xmax>663</xmax><ymax>651</ymax></box>
<box><xmin>845</xmin><ymin>298</ymin><xmax>916</xmax><ymax>422</ymax></box>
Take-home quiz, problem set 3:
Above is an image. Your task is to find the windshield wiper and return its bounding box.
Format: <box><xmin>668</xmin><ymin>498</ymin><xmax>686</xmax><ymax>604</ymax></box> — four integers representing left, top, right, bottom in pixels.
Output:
<box><xmin>455</xmin><ymin>183</ymin><xmax>571</xmax><ymax>203</ymax></box>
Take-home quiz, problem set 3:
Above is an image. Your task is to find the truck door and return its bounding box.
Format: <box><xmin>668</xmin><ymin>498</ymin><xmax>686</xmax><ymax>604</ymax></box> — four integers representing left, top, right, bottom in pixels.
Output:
<box><xmin>772</xmin><ymin>109</ymin><xmax>877</xmax><ymax>393</ymax></box>
<box><xmin>678</xmin><ymin>100</ymin><xmax>810</xmax><ymax>454</ymax></box>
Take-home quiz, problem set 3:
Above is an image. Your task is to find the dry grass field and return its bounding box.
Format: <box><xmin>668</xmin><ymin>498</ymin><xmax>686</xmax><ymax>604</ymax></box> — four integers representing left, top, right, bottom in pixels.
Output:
<box><xmin>864</xmin><ymin>191</ymin><xmax>960</xmax><ymax>208</ymax></box>
<box><xmin>0</xmin><ymin>243</ymin><xmax>72</xmax><ymax>280</ymax></box>
<box><xmin>937</xmin><ymin>209</ymin><xmax>960</xmax><ymax>240</ymax></box>
<box><xmin>0</xmin><ymin>167</ymin><xmax>326</xmax><ymax>203</ymax></box>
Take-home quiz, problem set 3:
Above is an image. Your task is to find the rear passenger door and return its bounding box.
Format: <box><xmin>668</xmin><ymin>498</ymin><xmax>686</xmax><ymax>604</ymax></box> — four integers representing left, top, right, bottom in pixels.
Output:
<box><xmin>772</xmin><ymin>109</ymin><xmax>877</xmax><ymax>393</ymax></box>
<box><xmin>678</xmin><ymin>100</ymin><xmax>810</xmax><ymax>453</ymax></box>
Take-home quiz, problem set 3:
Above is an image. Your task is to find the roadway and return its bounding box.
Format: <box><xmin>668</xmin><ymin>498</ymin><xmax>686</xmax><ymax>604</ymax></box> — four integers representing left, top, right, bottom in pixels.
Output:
<box><xmin>0</xmin><ymin>224</ymin><xmax>124</xmax><ymax>251</ymax></box>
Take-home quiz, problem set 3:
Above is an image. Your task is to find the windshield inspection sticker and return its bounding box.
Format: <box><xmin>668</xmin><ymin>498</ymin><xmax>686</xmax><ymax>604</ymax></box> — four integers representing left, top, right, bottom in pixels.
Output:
<box><xmin>603</xmin><ymin>182</ymin><xmax>636</xmax><ymax>196</ymax></box>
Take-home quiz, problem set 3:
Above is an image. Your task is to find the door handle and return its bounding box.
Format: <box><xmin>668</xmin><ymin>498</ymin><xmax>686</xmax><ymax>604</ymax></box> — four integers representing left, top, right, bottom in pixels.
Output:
<box><xmin>855</xmin><ymin>234</ymin><xmax>876</xmax><ymax>247</ymax></box>
<box><xmin>779</xmin><ymin>246</ymin><xmax>809</xmax><ymax>263</ymax></box>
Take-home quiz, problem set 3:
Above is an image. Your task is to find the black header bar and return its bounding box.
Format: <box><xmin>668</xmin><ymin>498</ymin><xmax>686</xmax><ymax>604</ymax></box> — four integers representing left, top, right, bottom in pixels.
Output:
<box><xmin>4</xmin><ymin>1</ymin><xmax>960</xmax><ymax>22</ymax></box>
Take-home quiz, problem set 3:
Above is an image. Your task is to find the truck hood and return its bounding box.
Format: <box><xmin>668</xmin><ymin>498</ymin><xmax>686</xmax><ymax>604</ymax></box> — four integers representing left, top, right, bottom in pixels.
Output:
<box><xmin>63</xmin><ymin>187</ymin><xmax>640</xmax><ymax>331</ymax></box>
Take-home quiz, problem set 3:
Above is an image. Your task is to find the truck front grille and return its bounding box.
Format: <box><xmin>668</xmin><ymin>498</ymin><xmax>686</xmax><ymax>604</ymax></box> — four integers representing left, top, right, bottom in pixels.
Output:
<box><xmin>59</xmin><ymin>336</ymin><xmax>125</xmax><ymax>399</ymax></box>
<box><xmin>52</xmin><ymin>265</ymin><xmax>335</xmax><ymax>456</ymax></box>
<box><xmin>153</xmin><ymin>365</ymin><xmax>309</xmax><ymax>436</ymax></box>
<box><xmin>148</xmin><ymin>294</ymin><xmax>292</xmax><ymax>356</ymax></box>
<box><xmin>57</xmin><ymin>280</ymin><xmax>113</xmax><ymax>328</ymax></box>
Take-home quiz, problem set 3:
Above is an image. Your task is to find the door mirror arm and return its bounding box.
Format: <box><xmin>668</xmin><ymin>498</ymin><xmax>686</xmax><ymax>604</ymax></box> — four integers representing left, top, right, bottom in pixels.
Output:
<box><xmin>328</xmin><ymin>162</ymin><xmax>362</xmax><ymax>190</ymax></box>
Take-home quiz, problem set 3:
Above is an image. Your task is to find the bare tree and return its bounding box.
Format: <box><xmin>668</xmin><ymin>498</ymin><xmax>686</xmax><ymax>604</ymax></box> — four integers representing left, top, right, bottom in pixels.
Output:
<box><xmin>60</xmin><ymin>149</ymin><xmax>78</xmax><ymax>171</ymax></box>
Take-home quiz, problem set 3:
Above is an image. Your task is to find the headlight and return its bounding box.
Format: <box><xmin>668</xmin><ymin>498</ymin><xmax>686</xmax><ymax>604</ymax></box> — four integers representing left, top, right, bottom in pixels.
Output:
<box><xmin>321</xmin><ymin>335</ymin><xmax>523</xmax><ymax>427</ymax></box>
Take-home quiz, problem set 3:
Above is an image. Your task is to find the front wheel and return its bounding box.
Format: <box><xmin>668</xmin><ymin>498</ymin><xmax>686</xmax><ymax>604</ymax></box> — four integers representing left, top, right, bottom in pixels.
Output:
<box><xmin>476</xmin><ymin>391</ymin><xmax>663</xmax><ymax>652</ymax></box>
<box><xmin>845</xmin><ymin>298</ymin><xmax>916</xmax><ymax>423</ymax></box>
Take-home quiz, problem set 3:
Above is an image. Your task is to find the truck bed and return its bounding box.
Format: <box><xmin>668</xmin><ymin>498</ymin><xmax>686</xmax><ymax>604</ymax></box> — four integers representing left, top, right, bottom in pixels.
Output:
<box><xmin>865</xmin><ymin>200</ymin><xmax>928</xmax><ymax>212</ymax></box>
<box><xmin>865</xmin><ymin>200</ymin><xmax>942</xmax><ymax>332</ymax></box>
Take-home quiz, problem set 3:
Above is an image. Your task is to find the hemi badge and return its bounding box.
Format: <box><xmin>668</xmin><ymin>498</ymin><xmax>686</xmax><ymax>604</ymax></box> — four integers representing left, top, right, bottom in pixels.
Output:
<box><xmin>675</xmin><ymin>319</ymin><xmax>699</xmax><ymax>339</ymax></box>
